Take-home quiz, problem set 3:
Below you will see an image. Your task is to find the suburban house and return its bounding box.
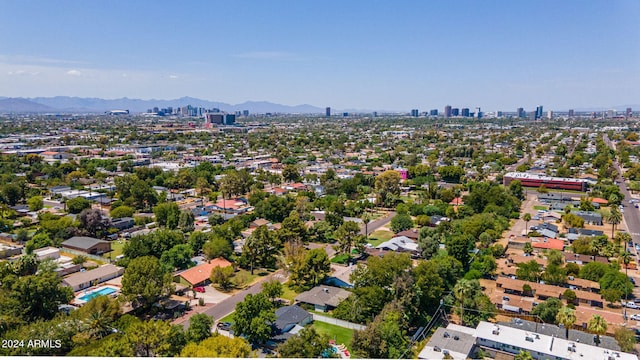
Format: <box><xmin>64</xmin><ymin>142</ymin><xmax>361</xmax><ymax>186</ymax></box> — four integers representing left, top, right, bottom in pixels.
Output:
<box><xmin>111</xmin><ymin>217</ymin><xmax>135</xmax><ymax>231</ymax></box>
<box><xmin>62</xmin><ymin>264</ymin><xmax>124</xmax><ymax>291</ymax></box>
<box><xmin>375</xmin><ymin>236</ymin><xmax>420</xmax><ymax>256</ymax></box>
<box><xmin>61</xmin><ymin>236</ymin><xmax>111</xmax><ymax>255</ymax></box>
<box><xmin>570</xmin><ymin>210</ymin><xmax>603</xmax><ymax>226</ymax></box>
<box><xmin>176</xmin><ymin>257</ymin><xmax>232</xmax><ymax>287</ymax></box>
<box><xmin>418</xmin><ymin>325</ymin><xmax>477</xmax><ymax>360</ymax></box>
<box><xmin>271</xmin><ymin>305</ymin><xmax>313</xmax><ymax>342</ymax></box>
<box><xmin>395</xmin><ymin>229</ymin><xmax>420</xmax><ymax>241</ymax></box>
<box><xmin>295</xmin><ymin>285</ymin><xmax>351</xmax><ymax>312</ymax></box>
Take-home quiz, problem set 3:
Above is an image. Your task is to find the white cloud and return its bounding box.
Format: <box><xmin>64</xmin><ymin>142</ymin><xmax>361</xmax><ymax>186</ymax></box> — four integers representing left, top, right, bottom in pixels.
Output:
<box><xmin>169</xmin><ymin>74</ymin><xmax>179</xmax><ymax>79</ymax></box>
<box><xmin>66</xmin><ymin>69</ymin><xmax>82</xmax><ymax>76</ymax></box>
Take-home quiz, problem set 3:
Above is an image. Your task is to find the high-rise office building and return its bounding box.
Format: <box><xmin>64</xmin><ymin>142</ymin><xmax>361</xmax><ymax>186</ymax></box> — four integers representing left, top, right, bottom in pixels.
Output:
<box><xmin>206</xmin><ymin>113</ymin><xmax>224</xmax><ymax>125</ymax></box>
<box><xmin>568</xmin><ymin>109</ymin><xmax>575</xmax><ymax>118</ymax></box>
<box><xmin>452</xmin><ymin>108</ymin><xmax>460</xmax><ymax>116</ymax></box>
<box><xmin>627</xmin><ymin>108</ymin><xmax>632</xmax><ymax>118</ymax></box>
<box><xmin>223</xmin><ymin>114</ymin><xmax>236</xmax><ymax>125</ymax></box>
<box><xmin>326</xmin><ymin>107</ymin><xmax>331</xmax><ymax>117</ymax></box>
<box><xmin>535</xmin><ymin>105</ymin><xmax>543</xmax><ymax>120</ymax></box>
<box><xmin>497</xmin><ymin>111</ymin><xmax>503</xmax><ymax>117</ymax></box>
<box><xmin>517</xmin><ymin>107</ymin><xmax>525</xmax><ymax>118</ymax></box>
<box><xmin>547</xmin><ymin>110</ymin><xmax>553</xmax><ymax>119</ymax></box>
<box><xmin>461</xmin><ymin>108</ymin><xmax>470</xmax><ymax>117</ymax></box>
<box><xmin>430</xmin><ymin>109</ymin><xmax>438</xmax><ymax>116</ymax></box>
<box><xmin>411</xmin><ymin>109</ymin><xmax>419</xmax><ymax>117</ymax></box>
<box><xmin>242</xmin><ymin>110</ymin><xmax>249</xmax><ymax>117</ymax></box>
<box><xmin>607</xmin><ymin>109</ymin><xmax>615</xmax><ymax>118</ymax></box>
<box><xmin>475</xmin><ymin>107</ymin><xmax>483</xmax><ymax>119</ymax></box>
<box><xmin>444</xmin><ymin>105</ymin><xmax>452</xmax><ymax>118</ymax></box>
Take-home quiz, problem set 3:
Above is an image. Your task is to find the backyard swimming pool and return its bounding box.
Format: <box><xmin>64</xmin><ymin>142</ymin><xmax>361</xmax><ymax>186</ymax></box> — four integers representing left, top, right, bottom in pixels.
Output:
<box><xmin>78</xmin><ymin>286</ymin><xmax>117</xmax><ymax>302</ymax></box>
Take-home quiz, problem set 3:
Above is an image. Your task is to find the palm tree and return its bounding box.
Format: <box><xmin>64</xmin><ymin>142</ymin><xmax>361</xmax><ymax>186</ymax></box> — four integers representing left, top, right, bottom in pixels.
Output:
<box><xmin>587</xmin><ymin>314</ymin><xmax>608</xmax><ymax>346</ymax></box>
<box><xmin>523</xmin><ymin>213</ymin><xmax>532</xmax><ymax>236</ymax></box>
<box><xmin>606</xmin><ymin>207</ymin><xmax>623</xmax><ymax>239</ymax></box>
<box><xmin>556</xmin><ymin>306</ymin><xmax>576</xmax><ymax>339</ymax></box>
<box><xmin>621</xmin><ymin>251</ymin><xmax>633</xmax><ymax>318</ymax></box>
<box><xmin>454</xmin><ymin>279</ymin><xmax>476</xmax><ymax>326</ymax></box>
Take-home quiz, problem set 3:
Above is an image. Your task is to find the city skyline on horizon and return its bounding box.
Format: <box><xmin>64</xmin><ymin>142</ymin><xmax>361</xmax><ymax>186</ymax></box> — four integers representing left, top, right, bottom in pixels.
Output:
<box><xmin>1</xmin><ymin>1</ymin><xmax>639</xmax><ymax>111</ymax></box>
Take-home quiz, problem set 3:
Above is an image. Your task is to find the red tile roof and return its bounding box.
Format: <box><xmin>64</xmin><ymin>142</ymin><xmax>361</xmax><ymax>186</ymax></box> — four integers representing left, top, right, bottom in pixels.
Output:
<box><xmin>178</xmin><ymin>257</ymin><xmax>232</xmax><ymax>286</ymax></box>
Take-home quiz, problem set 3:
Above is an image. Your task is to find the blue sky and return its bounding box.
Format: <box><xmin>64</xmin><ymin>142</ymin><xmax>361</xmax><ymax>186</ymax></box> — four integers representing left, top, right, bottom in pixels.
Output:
<box><xmin>1</xmin><ymin>0</ymin><xmax>638</xmax><ymax>111</ymax></box>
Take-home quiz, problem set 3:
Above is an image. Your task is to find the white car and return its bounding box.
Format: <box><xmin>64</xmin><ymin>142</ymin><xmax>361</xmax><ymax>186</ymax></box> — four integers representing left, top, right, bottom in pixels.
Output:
<box><xmin>631</xmin><ymin>314</ymin><xmax>640</xmax><ymax>321</ymax></box>
<box><xmin>626</xmin><ymin>302</ymin><xmax>640</xmax><ymax>309</ymax></box>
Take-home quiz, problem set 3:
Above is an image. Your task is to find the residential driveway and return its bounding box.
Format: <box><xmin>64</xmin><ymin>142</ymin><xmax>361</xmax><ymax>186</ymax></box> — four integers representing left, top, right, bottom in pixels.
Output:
<box><xmin>196</xmin><ymin>285</ymin><xmax>232</xmax><ymax>304</ymax></box>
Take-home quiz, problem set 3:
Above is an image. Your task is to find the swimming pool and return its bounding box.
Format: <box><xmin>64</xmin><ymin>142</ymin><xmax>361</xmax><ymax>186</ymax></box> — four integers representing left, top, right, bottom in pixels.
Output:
<box><xmin>78</xmin><ymin>287</ymin><xmax>117</xmax><ymax>302</ymax></box>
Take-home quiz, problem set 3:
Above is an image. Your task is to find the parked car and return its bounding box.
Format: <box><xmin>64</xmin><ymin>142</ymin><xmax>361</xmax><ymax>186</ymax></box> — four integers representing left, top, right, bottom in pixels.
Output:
<box><xmin>193</xmin><ymin>286</ymin><xmax>206</xmax><ymax>293</ymax></box>
<box><xmin>626</xmin><ymin>302</ymin><xmax>639</xmax><ymax>309</ymax></box>
<box><xmin>217</xmin><ymin>322</ymin><xmax>231</xmax><ymax>331</ymax></box>
<box><xmin>631</xmin><ymin>314</ymin><xmax>640</xmax><ymax>321</ymax></box>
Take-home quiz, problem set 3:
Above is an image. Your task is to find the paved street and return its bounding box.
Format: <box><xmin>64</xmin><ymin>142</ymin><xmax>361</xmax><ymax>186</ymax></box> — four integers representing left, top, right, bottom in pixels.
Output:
<box><xmin>361</xmin><ymin>211</ymin><xmax>396</xmax><ymax>235</ymax></box>
<box><xmin>604</xmin><ymin>134</ymin><xmax>640</xmax><ymax>244</ymax></box>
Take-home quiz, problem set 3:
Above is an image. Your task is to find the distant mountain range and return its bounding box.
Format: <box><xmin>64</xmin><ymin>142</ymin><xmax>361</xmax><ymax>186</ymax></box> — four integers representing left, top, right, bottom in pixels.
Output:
<box><xmin>0</xmin><ymin>96</ymin><xmax>637</xmax><ymax>115</ymax></box>
<box><xmin>0</xmin><ymin>96</ymin><xmax>326</xmax><ymax>114</ymax></box>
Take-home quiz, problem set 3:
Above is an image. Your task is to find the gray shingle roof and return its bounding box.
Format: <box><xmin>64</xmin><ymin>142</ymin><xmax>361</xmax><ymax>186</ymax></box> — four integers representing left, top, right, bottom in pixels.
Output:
<box><xmin>61</xmin><ymin>236</ymin><xmax>109</xmax><ymax>250</ymax></box>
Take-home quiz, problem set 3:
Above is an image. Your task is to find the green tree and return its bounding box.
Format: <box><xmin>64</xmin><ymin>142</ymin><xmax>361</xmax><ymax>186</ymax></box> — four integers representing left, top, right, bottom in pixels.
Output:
<box><xmin>202</xmin><ymin>235</ymin><xmax>233</xmax><ymax>260</ymax></box>
<box><xmin>523</xmin><ymin>242</ymin><xmax>533</xmax><ymax>255</ymax></box>
<box><xmin>351</xmin><ymin>308</ymin><xmax>409</xmax><ymax>359</ymax></box>
<box><xmin>601</xmin><ymin>288</ymin><xmax>622</xmax><ymax>306</ymax></box>
<box><xmin>453</xmin><ymin>279</ymin><xmax>475</xmax><ymax>326</ymax></box>
<box><xmin>515</xmin><ymin>350</ymin><xmax>534</xmax><ymax>360</ymax></box>
<box><xmin>27</xmin><ymin>195</ymin><xmax>43</xmax><ymax>211</ymax></box>
<box><xmin>240</xmin><ymin>225</ymin><xmax>280</xmax><ymax>274</ymax></box>
<box><xmin>522</xmin><ymin>213</ymin><xmax>531</xmax><ymax>236</ymax></box>
<box><xmin>153</xmin><ymin>202</ymin><xmax>180</xmax><ymax>229</ymax></box>
<box><xmin>605</xmin><ymin>207</ymin><xmax>623</xmax><ymax>239</ymax></box>
<box><xmin>0</xmin><ymin>267</ymin><xmax>73</xmax><ymax>322</ymax></box>
<box><xmin>121</xmin><ymin>256</ymin><xmax>174</xmax><ymax>308</ymax></box>
<box><xmin>186</xmin><ymin>314</ymin><xmax>213</xmax><ymax>343</ymax></box>
<box><xmin>531</xmin><ymin>298</ymin><xmax>562</xmax><ymax>323</ymax></box>
<box><xmin>579</xmin><ymin>261</ymin><xmax>610</xmax><ymax>281</ymax></box>
<box><xmin>282</xmin><ymin>164</ymin><xmax>301</xmax><ymax>182</ymax></box>
<box><xmin>261</xmin><ymin>279</ymin><xmax>283</xmax><ymax>303</ymax></box>
<box><xmin>334</xmin><ymin>221</ymin><xmax>366</xmax><ymax>258</ymax></box>
<box><xmin>66</xmin><ymin>196</ymin><xmax>91</xmax><ymax>214</ymax></box>
<box><xmin>301</xmin><ymin>248</ymin><xmax>331</xmax><ymax>287</ymax></box>
<box><xmin>556</xmin><ymin>306</ymin><xmax>576</xmax><ymax>338</ymax></box>
<box><xmin>277</xmin><ymin>211</ymin><xmax>308</xmax><ymax>244</ymax></box>
<box><xmin>614</xmin><ymin>327</ymin><xmax>636</xmax><ymax>353</ymax></box>
<box><xmin>110</xmin><ymin>205</ymin><xmax>135</xmax><ymax>219</ymax></box>
<box><xmin>125</xmin><ymin>320</ymin><xmax>183</xmax><ymax>357</ymax></box>
<box><xmin>160</xmin><ymin>244</ymin><xmax>195</xmax><ymax>271</ymax></box>
<box><xmin>180</xmin><ymin>334</ymin><xmax>253</xmax><ymax>357</ymax></box>
<box><xmin>277</xmin><ymin>327</ymin><xmax>330</xmax><ymax>358</ymax></box>
<box><xmin>599</xmin><ymin>269</ymin><xmax>633</xmax><ymax>296</ymax></box>
<box><xmin>178</xmin><ymin>210</ymin><xmax>195</xmax><ymax>232</ymax></box>
<box><xmin>232</xmin><ymin>293</ymin><xmax>276</xmax><ymax>344</ymax></box>
<box><xmin>374</xmin><ymin>170</ymin><xmax>401</xmax><ymax>207</ymax></box>
<box><xmin>587</xmin><ymin>314</ymin><xmax>607</xmax><ymax>345</ymax></box>
<box><xmin>210</xmin><ymin>265</ymin><xmax>234</xmax><ymax>291</ymax></box>
<box><xmin>390</xmin><ymin>213</ymin><xmax>414</xmax><ymax>233</ymax></box>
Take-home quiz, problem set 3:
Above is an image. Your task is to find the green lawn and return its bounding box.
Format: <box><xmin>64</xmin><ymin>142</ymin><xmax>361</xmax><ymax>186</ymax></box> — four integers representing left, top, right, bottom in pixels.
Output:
<box><xmin>109</xmin><ymin>239</ymin><xmax>128</xmax><ymax>260</ymax></box>
<box><xmin>367</xmin><ymin>229</ymin><xmax>394</xmax><ymax>246</ymax></box>
<box><xmin>219</xmin><ymin>312</ymin><xmax>235</xmax><ymax>323</ymax></box>
<box><xmin>331</xmin><ymin>254</ymin><xmax>349</xmax><ymax>264</ymax></box>
<box><xmin>312</xmin><ymin>321</ymin><xmax>354</xmax><ymax>348</ymax></box>
<box><xmin>280</xmin><ymin>285</ymin><xmax>300</xmax><ymax>302</ymax></box>
<box><xmin>533</xmin><ymin>205</ymin><xmax>548</xmax><ymax>211</ymax></box>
